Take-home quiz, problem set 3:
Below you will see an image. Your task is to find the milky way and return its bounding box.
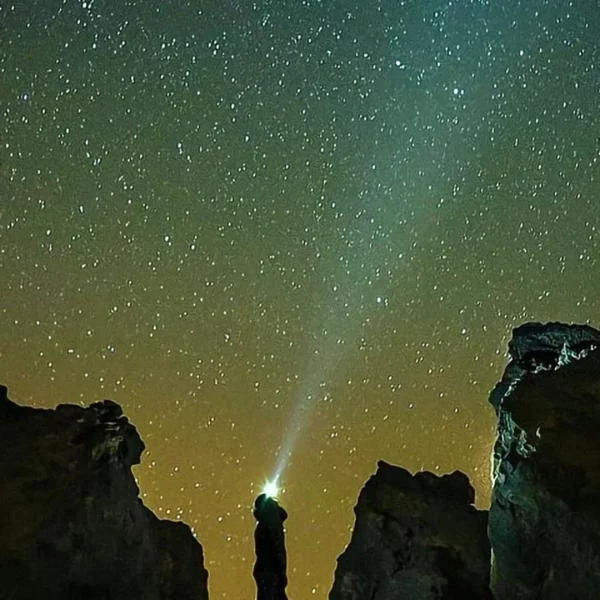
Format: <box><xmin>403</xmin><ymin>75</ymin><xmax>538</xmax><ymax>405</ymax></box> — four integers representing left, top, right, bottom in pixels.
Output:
<box><xmin>2</xmin><ymin>0</ymin><xmax>599</xmax><ymax>597</ymax></box>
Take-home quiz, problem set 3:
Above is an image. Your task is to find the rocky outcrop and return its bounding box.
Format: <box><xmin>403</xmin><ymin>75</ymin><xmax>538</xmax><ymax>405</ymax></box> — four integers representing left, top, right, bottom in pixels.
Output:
<box><xmin>489</xmin><ymin>322</ymin><xmax>600</xmax><ymax>599</ymax></box>
<box><xmin>0</xmin><ymin>385</ymin><xmax>209</xmax><ymax>600</ymax></box>
<box><xmin>329</xmin><ymin>460</ymin><xmax>491</xmax><ymax>600</ymax></box>
<box><xmin>4</xmin><ymin>321</ymin><xmax>599</xmax><ymax>600</ymax></box>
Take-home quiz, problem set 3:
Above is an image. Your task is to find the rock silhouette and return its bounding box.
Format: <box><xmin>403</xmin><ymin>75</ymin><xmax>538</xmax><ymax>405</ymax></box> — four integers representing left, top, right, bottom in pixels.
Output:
<box><xmin>330</xmin><ymin>321</ymin><xmax>600</xmax><ymax>599</ymax></box>
<box><xmin>488</xmin><ymin>322</ymin><xmax>600</xmax><ymax>599</ymax></box>
<box><xmin>329</xmin><ymin>461</ymin><xmax>492</xmax><ymax>599</ymax></box>
<box><xmin>0</xmin><ymin>385</ymin><xmax>209</xmax><ymax>600</ymax></box>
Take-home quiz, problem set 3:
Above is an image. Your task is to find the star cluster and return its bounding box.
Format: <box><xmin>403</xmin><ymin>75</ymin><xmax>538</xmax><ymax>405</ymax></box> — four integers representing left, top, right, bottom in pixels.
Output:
<box><xmin>1</xmin><ymin>0</ymin><xmax>599</xmax><ymax>597</ymax></box>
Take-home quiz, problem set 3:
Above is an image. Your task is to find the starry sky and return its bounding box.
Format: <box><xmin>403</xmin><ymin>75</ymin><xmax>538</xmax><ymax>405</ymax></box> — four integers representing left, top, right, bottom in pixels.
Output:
<box><xmin>1</xmin><ymin>0</ymin><xmax>600</xmax><ymax>597</ymax></box>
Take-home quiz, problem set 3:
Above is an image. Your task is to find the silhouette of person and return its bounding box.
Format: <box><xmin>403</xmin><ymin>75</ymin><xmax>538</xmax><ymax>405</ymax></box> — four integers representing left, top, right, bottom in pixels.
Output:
<box><xmin>253</xmin><ymin>493</ymin><xmax>289</xmax><ymax>600</ymax></box>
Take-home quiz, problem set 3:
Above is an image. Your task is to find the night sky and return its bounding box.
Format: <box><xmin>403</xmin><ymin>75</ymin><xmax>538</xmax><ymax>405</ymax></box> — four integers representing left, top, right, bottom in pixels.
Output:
<box><xmin>2</xmin><ymin>0</ymin><xmax>600</xmax><ymax>597</ymax></box>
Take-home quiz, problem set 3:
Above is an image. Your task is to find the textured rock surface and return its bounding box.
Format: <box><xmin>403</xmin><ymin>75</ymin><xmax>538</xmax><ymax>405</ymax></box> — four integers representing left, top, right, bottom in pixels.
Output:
<box><xmin>489</xmin><ymin>322</ymin><xmax>600</xmax><ymax>600</ymax></box>
<box><xmin>329</xmin><ymin>460</ymin><xmax>491</xmax><ymax>600</ymax></box>
<box><xmin>0</xmin><ymin>385</ymin><xmax>209</xmax><ymax>600</ymax></box>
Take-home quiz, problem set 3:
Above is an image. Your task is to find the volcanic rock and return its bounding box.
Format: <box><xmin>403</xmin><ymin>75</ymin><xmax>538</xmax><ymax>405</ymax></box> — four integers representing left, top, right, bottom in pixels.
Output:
<box><xmin>0</xmin><ymin>385</ymin><xmax>209</xmax><ymax>600</ymax></box>
<box><xmin>329</xmin><ymin>460</ymin><xmax>491</xmax><ymax>599</ymax></box>
<box><xmin>489</xmin><ymin>322</ymin><xmax>600</xmax><ymax>599</ymax></box>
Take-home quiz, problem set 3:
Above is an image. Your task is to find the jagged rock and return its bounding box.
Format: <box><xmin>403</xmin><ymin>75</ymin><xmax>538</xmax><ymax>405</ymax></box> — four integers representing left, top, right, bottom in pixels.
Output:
<box><xmin>329</xmin><ymin>460</ymin><xmax>491</xmax><ymax>600</ymax></box>
<box><xmin>489</xmin><ymin>322</ymin><xmax>600</xmax><ymax>600</ymax></box>
<box><xmin>0</xmin><ymin>385</ymin><xmax>209</xmax><ymax>600</ymax></box>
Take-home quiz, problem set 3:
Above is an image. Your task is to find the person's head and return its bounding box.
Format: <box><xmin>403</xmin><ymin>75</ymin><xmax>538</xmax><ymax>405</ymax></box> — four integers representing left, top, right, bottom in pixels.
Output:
<box><xmin>253</xmin><ymin>493</ymin><xmax>283</xmax><ymax>521</ymax></box>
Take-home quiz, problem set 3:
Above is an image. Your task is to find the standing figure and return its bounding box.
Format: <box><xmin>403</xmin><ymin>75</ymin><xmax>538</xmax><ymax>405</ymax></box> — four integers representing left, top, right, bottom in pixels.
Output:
<box><xmin>252</xmin><ymin>493</ymin><xmax>289</xmax><ymax>600</ymax></box>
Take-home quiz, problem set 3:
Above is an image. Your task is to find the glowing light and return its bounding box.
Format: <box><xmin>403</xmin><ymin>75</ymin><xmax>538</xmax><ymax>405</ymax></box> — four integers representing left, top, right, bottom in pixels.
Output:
<box><xmin>269</xmin><ymin>186</ymin><xmax>394</xmax><ymax>484</ymax></box>
<box><xmin>262</xmin><ymin>480</ymin><xmax>279</xmax><ymax>498</ymax></box>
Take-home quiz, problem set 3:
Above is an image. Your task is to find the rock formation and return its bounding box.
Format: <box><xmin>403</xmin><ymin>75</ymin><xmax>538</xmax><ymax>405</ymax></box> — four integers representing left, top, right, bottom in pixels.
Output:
<box><xmin>329</xmin><ymin>460</ymin><xmax>491</xmax><ymax>600</ymax></box>
<box><xmin>3</xmin><ymin>320</ymin><xmax>600</xmax><ymax>600</ymax></box>
<box><xmin>0</xmin><ymin>384</ymin><xmax>209</xmax><ymax>600</ymax></box>
<box><xmin>488</xmin><ymin>322</ymin><xmax>600</xmax><ymax>599</ymax></box>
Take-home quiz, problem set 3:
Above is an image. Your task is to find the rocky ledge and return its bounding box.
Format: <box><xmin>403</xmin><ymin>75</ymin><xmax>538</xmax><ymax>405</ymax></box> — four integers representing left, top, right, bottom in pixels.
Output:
<box><xmin>0</xmin><ymin>385</ymin><xmax>209</xmax><ymax>600</ymax></box>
